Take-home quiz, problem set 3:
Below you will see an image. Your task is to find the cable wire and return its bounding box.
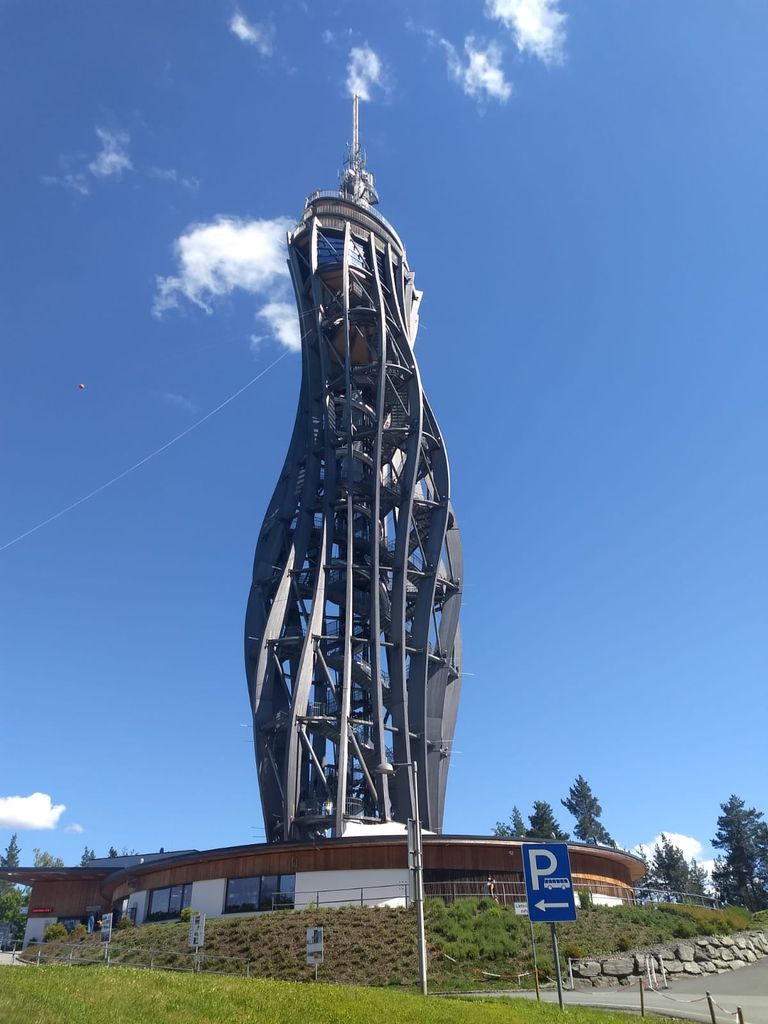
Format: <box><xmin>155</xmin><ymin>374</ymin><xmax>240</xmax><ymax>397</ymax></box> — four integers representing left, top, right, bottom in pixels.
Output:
<box><xmin>0</xmin><ymin>350</ymin><xmax>290</xmax><ymax>553</ymax></box>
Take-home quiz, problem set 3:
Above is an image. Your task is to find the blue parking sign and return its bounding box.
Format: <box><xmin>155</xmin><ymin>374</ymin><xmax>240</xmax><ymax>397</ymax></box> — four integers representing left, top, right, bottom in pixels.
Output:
<box><xmin>521</xmin><ymin>843</ymin><xmax>577</xmax><ymax>923</ymax></box>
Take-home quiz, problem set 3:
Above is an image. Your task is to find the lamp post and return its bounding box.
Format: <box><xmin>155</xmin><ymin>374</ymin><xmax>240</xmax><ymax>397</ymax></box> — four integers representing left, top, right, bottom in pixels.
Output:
<box><xmin>375</xmin><ymin>759</ymin><xmax>428</xmax><ymax>996</ymax></box>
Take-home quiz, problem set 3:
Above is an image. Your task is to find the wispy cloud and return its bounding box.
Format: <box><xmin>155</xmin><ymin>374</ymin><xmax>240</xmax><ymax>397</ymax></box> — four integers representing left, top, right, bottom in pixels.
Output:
<box><xmin>65</xmin><ymin>823</ymin><xmax>85</xmax><ymax>834</ymax></box>
<box><xmin>147</xmin><ymin>166</ymin><xmax>200</xmax><ymax>191</ymax></box>
<box><xmin>229</xmin><ymin>10</ymin><xmax>273</xmax><ymax>55</ymax></box>
<box><xmin>41</xmin><ymin>172</ymin><xmax>90</xmax><ymax>196</ymax></box>
<box><xmin>154</xmin><ymin>215</ymin><xmax>300</xmax><ymax>352</ymax></box>
<box><xmin>486</xmin><ymin>0</ymin><xmax>566</xmax><ymax>64</ymax></box>
<box><xmin>0</xmin><ymin>792</ymin><xmax>66</xmax><ymax>830</ymax></box>
<box><xmin>88</xmin><ymin>127</ymin><xmax>132</xmax><ymax>178</ymax></box>
<box><xmin>443</xmin><ymin>36</ymin><xmax>511</xmax><ymax>103</ymax></box>
<box><xmin>159</xmin><ymin>392</ymin><xmax>196</xmax><ymax>413</ymax></box>
<box><xmin>346</xmin><ymin>46</ymin><xmax>383</xmax><ymax>101</ymax></box>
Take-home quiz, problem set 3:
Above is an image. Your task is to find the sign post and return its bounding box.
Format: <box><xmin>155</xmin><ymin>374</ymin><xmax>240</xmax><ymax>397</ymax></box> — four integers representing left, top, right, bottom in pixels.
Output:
<box><xmin>306</xmin><ymin>926</ymin><xmax>324</xmax><ymax>982</ymax></box>
<box><xmin>521</xmin><ymin>843</ymin><xmax>576</xmax><ymax>1011</ymax></box>
<box><xmin>188</xmin><ymin>912</ymin><xmax>206</xmax><ymax>969</ymax></box>
<box><xmin>100</xmin><ymin>912</ymin><xmax>113</xmax><ymax>960</ymax></box>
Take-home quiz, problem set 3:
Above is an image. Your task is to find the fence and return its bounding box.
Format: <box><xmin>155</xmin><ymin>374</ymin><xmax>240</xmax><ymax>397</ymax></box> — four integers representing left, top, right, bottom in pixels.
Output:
<box><xmin>423</xmin><ymin>880</ymin><xmax>720</xmax><ymax>910</ymax></box>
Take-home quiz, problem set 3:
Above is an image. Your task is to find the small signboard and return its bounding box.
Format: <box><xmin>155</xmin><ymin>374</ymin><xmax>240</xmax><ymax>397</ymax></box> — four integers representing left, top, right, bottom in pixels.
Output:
<box><xmin>513</xmin><ymin>901</ymin><xmax>529</xmax><ymax>917</ymax></box>
<box><xmin>100</xmin><ymin>912</ymin><xmax>113</xmax><ymax>943</ymax></box>
<box><xmin>521</xmin><ymin>843</ymin><xmax>577</xmax><ymax>923</ymax></box>
<box><xmin>188</xmin><ymin>912</ymin><xmax>206</xmax><ymax>948</ymax></box>
<box><xmin>306</xmin><ymin>926</ymin><xmax>324</xmax><ymax>965</ymax></box>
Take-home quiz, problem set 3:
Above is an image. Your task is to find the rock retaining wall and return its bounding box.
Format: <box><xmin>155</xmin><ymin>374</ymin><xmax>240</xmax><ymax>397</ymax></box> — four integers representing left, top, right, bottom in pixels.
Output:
<box><xmin>571</xmin><ymin>929</ymin><xmax>768</xmax><ymax>988</ymax></box>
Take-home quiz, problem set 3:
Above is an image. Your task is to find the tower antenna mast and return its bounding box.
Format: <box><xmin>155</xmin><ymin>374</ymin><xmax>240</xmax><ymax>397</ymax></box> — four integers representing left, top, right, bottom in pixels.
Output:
<box><xmin>340</xmin><ymin>94</ymin><xmax>379</xmax><ymax>206</ymax></box>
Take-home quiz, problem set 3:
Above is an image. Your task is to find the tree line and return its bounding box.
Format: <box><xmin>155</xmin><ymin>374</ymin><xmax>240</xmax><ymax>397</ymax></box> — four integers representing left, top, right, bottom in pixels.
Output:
<box><xmin>493</xmin><ymin>780</ymin><xmax>768</xmax><ymax>911</ymax></box>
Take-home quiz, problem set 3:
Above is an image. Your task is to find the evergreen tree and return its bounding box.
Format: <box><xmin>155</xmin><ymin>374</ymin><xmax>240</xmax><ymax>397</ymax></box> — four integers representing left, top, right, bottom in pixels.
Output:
<box><xmin>561</xmin><ymin>775</ymin><xmax>616</xmax><ymax>846</ymax></box>
<box><xmin>0</xmin><ymin>885</ymin><xmax>27</xmax><ymax>939</ymax></box>
<box><xmin>108</xmin><ymin>846</ymin><xmax>119</xmax><ymax>859</ymax></box>
<box><xmin>511</xmin><ymin>806</ymin><xmax>526</xmax><ymax>838</ymax></box>
<box><xmin>711</xmin><ymin>795</ymin><xmax>768</xmax><ymax>910</ymax></box>
<box><xmin>648</xmin><ymin>835</ymin><xmax>690</xmax><ymax>897</ymax></box>
<box><xmin>1</xmin><ymin>834</ymin><xmax>21</xmax><ymax>869</ymax></box>
<box><xmin>687</xmin><ymin>859</ymin><xmax>709</xmax><ymax>897</ymax></box>
<box><xmin>527</xmin><ymin>801</ymin><xmax>569</xmax><ymax>840</ymax></box>
<box><xmin>492</xmin><ymin>805</ymin><xmax>527</xmax><ymax>838</ymax></box>
<box><xmin>79</xmin><ymin>846</ymin><xmax>96</xmax><ymax>866</ymax></box>
<box><xmin>32</xmin><ymin>848</ymin><xmax>64</xmax><ymax>868</ymax></box>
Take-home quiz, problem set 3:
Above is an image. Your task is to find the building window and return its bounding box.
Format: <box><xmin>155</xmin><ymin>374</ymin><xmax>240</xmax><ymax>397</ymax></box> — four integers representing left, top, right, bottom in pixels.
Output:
<box><xmin>147</xmin><ymin>883</ymin><xmax>193</xmax><ymax>921</ymax></box>
<box><xmin>225</xmin><ymin>874</ymin><xmax>295</xmax><ymax>913</ymax></box>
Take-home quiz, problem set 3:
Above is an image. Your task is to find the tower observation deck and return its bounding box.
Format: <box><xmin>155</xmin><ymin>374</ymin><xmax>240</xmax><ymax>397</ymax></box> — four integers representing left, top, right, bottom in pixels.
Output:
<box><xmin>245</xmin><ymin>99</ymin><xmax>463</xmax><ymax>842</ymax></box>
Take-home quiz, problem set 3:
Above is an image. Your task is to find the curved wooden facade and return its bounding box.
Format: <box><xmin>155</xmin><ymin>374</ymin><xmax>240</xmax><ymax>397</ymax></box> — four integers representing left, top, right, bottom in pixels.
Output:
<box><xmin>7</xmin><ymin>837</ymin><xmax>644</xmax><ymax>934</ymax></box>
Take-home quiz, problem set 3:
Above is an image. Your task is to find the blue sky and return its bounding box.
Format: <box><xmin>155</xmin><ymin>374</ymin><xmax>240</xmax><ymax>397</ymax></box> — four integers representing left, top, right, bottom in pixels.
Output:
<box><xmin>1</xmin><ymin>0</ymin><xmax>766</xmax><ymax>874</ymax></box>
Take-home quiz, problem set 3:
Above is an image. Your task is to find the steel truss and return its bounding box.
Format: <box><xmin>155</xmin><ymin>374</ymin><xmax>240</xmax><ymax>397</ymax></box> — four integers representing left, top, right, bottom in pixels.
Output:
<box><xmin>245</xmin><ymin>133</ymin><xmax>463</xmax><ymax>842</ymax></box>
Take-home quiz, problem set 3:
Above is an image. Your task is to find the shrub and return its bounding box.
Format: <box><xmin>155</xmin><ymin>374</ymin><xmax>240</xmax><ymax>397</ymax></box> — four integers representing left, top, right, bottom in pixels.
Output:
<box><xmin>578</xmin><ymin>890</ymin><xmax>593</xmax><ymax>910</ymax></box>
<box><xmin>180</xmin><ymin>908</ymin><xmax>199</xmax><ymax>923</ymax></box>
<box><xmin>562</xmin><ymin>942</ymin><xmax>585</xmax><ymax>960</ymax></box>
<box><xmin>615</xmin><ymin>934</ymin><xmax>632</xmax><ymax>952</ymax></box>
<box><xmin>116</xmin><ymin>916</ymin><xmax>135</xmax><ymax>930</ymax></box>
<box><xmin>43</xmin><ymin>923</ymin><xmax>68</xmax><ymax>943</ymax></box>
<box><xmin>70</xmin><ymin>924</ymin><xmax>87</xmax><ymax>940</ymax></box>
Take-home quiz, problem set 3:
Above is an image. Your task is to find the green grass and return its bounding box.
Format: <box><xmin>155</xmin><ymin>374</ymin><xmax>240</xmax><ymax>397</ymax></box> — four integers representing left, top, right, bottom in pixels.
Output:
<box><xmin>26</xmin><ymin>900</ymin><xmax>756</xmax><ymax>994</ymax></box>
<box><xmin>0</xmin><ymin>967</ymin><xmax>679</xmax><ymax>1024</ymax></box>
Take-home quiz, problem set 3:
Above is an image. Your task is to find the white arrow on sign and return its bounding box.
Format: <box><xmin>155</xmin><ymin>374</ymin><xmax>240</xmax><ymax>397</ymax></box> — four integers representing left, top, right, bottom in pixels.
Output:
<box><xmin>534</xmin><ymin>899</ymin><xmax>570</xmax><ymax>911</ymax></box>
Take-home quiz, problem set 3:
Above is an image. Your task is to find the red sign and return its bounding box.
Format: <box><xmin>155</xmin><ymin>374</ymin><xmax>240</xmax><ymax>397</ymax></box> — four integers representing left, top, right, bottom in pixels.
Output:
<box><xmin>30</xmin><ymin>907</ymin><xmax>54</xmax><ymax>914</ymax></box>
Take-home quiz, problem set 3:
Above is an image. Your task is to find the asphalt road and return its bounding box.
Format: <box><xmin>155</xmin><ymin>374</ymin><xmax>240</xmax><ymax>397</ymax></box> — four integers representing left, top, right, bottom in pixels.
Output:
<box><xmin>467</xmin><ymin>956</ymin><xmax>768</xmax><ymax>1024</ymax></box>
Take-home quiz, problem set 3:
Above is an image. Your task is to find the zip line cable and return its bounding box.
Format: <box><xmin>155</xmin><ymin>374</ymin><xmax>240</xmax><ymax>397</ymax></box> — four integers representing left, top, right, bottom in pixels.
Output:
<box><xmin>0</xmin><ymin>349</ymin><xmax>290</xmax><ymax>553</ymax></box>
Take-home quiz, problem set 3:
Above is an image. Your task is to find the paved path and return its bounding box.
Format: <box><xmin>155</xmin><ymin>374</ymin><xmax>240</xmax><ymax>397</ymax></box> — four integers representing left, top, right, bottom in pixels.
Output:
<box><xmin>457</xmin><ymin>957</ymin><xmax>768</xmax><ymax>1024</ymax></box>
<box><xmin>0</xmin><ymin>951</ymin><xmax>26</xmax><ymax>966</ymax></box>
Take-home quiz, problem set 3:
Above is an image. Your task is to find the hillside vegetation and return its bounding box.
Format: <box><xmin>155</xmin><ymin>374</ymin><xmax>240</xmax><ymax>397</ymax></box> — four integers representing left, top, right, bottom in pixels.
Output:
<box><xmin>0</xmin><ymin>967</ymin><xmax>680</xmax><ymax>1024</ymax></box>
<box><xmin>28</xmin><ymin>899</ymin><xmax>754</xmax><ymax>992</ymax></box>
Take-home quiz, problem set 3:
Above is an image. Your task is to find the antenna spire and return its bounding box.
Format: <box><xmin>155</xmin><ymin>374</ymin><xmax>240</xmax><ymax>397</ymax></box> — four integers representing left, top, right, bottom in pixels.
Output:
<box><xmin>340</xmin><ymin>95</ymin><xmax>379</xmax><ymax>206</ymax></box>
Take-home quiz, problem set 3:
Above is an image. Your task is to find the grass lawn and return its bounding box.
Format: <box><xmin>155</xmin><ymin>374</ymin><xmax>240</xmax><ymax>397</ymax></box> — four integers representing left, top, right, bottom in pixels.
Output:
<box><xmin>0</xmin><ymin>967</ymin><xmax>678</xmax><ymax>1024</ymax></box>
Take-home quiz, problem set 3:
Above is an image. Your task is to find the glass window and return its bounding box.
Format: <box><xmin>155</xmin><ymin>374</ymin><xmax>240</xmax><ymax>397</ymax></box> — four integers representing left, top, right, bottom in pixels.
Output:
<box><xmin>225</xmin><ymin>876</ymin><xmax>261</xmax><ymax>913</ymax></box>
<box><xmin>275</xmin><ymin>874</ymin><xmax>295</xmax><ymax>909</ymax></box>
<box><xmin>259</xmin><ymin>875</ymin><xmax>279</xmax><ymax>912</ymax></box>
<box><xmin>147</xmin><ymin>884</ymin><xmax>192</xmax><ymax>921</ymax></box>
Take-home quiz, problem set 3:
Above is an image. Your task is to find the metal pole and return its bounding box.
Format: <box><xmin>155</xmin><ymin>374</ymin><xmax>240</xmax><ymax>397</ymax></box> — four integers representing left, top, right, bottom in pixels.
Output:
<box><xmin>550</xmin><ymin>922</ymin><xmax>564</xmax><ymax>1011</ymax></box>
<box><xmin>411</xmin><ymin>761</ymin><xmax>428</xmax><ymax>997</ymax></box>
<box><xmin>529</xmin><ymin>919</ymin><xmax>540</xmax><ymax>1000</ymax></box>
<box><xmin>639</xmin><ymin>977</ymin><xmax>645</xmax><ymax>1018</ymax></box>
<box><xmin>737</xmin><ymin>1008</ymin><xmax>745</xmax><ymax>1024</ymax></box>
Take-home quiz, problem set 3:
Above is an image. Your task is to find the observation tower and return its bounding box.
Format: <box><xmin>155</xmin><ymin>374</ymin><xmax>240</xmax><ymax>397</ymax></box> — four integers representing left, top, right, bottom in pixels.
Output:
<box><xmin>245</xmin><ymin>99</ymin><xmax>463</xmax><ymax>843</ymax></box>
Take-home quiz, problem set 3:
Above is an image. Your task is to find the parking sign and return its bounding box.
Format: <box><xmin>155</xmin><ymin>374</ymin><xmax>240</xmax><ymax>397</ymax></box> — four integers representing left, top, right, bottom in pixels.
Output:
<box><xmin>521</xmin><ymin>843</ymin><xmax>577</xmax><ymax>923</ymax></box>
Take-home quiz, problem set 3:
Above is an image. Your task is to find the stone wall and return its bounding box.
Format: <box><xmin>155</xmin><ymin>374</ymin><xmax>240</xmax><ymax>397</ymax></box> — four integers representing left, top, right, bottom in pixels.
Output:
<box><xmin>570</xmin><ymin>930</ymin><xmax>768</xmax><ymax>988</ymax></box>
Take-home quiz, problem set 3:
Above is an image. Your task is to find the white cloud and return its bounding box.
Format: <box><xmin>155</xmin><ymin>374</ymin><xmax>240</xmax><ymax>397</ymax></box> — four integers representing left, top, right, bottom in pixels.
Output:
<box><xmin>65</xmin><ymin>823</ymin><xmax>85</xmax><ymax>834</ymax></box>
<box><xmin>154</xmin><ymin>215</ymin><xmax>301</xmax><ymax>351</ymax></box>
<box><xmin>0</xmin><ymin>793</ymin><xmax>66</xmax><ymax>830</ymax></box>
<box><xmin>346</xmin><ymin>46</ymin><xmax>383</xmax><ymax>101</ymax></box>
<box><xmin>487</xmin><ymin>0</ymin><xmax>566</xmax><ymax>64</ymax></box>
<box><xmin>229</xmin><ymin>10</ymin><xmax>273</xmax><ymax>55</ymax></box>
<box><xmin>256</xmin><ymin>302</ymin><xmax>301</xmax><ymax>352</ymax></box>
<box><xmin>321</xmin><ymin>29</ymin><xmax>335</xmax><ymax>45</ymax></box>
<box><xmin>445</xmin><ymin>37</ymin><xmax>511</xmax><ymax>103</ymax></box>
<box><xmin>88</xmin><ymin>127</ymin><xmax>132</xmax><ymax>178</ymax></box>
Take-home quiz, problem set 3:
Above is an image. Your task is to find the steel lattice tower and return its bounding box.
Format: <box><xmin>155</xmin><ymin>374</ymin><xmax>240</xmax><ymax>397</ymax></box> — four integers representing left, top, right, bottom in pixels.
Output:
<box><xmin>245</xmin><ymin>99</ymin><xmax>463</xmax><ymax>842</ymax></box>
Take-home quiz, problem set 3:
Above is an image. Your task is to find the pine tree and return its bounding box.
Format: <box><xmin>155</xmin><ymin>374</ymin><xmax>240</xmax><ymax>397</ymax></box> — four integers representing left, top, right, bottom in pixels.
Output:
<box><xmin>108</xmin><ymin>846</ymin><xmax>119</xmax><ymax>858</ymax></box>
<box><xmin>1</xmin><ymin>834</ymin><xmax>21</xmax><ymax>869</ymax></box>
<box><xmin>79</xmin><ymin>846</ymin><xmax>96</xmax><ymax>866</ymax></box>
<box><xmin>711</xmin><ymin>795</ymin><xmax>768</xmax><ymax>910</ymax></box>
<box><xmin>687</xmin><ymin>859</ymin><xmax>709</xmax><ymax>897</ymax></box>
<box><xmin>561</xmin><ymin>775</ymin><xmax>616</xmax><ymax>846</ymax></box>
<box><xmin>511</xmin><ymin>806</ymin><xmax>526</xmax><ymax>838</ymax></box>
<box><xmin>527</xmin><ymin>801</ymin><xmax>569</xmax><ymax>840</ymax></box>
<box><xmin>492</xmin><ymin>805</ymin><xmax>528</xmax><ymax>838</ymax></box>
<box><xmin>32</xmin><ymin>848</ymin><xmax>64</xmax><ymax>868</ymax></box>
<box><xmin>648</xmin><ymin>835</ymin><xmax>690</xmax><ymax>898</ymax></box>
